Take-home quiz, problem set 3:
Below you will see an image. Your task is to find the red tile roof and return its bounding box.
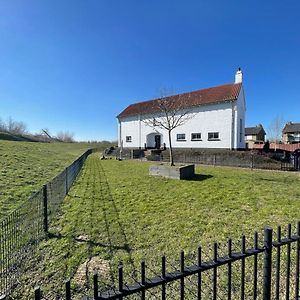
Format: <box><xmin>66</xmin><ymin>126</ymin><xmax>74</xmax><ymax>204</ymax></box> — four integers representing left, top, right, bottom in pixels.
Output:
<box><xmin>118</xmin><ymin>83</ymin><xmax>242</xmax><ymax>118</ymax></box>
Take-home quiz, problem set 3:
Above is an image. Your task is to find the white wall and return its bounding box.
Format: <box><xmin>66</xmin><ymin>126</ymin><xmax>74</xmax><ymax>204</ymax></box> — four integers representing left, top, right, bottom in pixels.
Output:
<box><xmin>120</xmin><ymin>102</ymin><xmax>234</xmax><ymax>149</ymax></box>
<box><xmin>234</xmin><ymin>86</ymin><xmax>246</xmax><ymax>149</ymax></box>
<box><xmin>245</xmin><ymin>135</ymin><xmax>255</xmax><ymax>141</ymax></box>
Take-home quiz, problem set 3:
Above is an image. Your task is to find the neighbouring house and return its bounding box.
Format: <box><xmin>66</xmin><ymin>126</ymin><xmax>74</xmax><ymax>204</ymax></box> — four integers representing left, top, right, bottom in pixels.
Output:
<box><xmin>245</xmin><ymin>124</ymin><xmax>266</xmax><ymax>149</ymax></box>
<box><xmin>282</xmin><ymin>122</ymin><xmax>300</xmax><ymax>144</ymax></box>
<box><xmin>117</xmin><ymin>69</ymin><xmax>246</xmax><ymax>150</ymax></box>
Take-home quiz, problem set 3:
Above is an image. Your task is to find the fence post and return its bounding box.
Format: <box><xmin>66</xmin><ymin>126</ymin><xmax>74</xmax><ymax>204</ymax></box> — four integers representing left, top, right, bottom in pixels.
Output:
<box><xmin>42</xmin><ymin>185</ymin><xmax>48</xmax><ymax>234</ymax></box>
<box><xmin>65</xmin><ymin>279</ymin><xmax>71</xmax><ymax>300</ymax></box>
<box><xmin>93</xmin><ymin>272</ymin><xmax>98</xmax><ymax>300</ymax></box>
<box><xmin>65</xmin><ymin>167</ymin><xmax>68</xmax><ymax>195</ymax></box>
<box><xmin>263</xmin><ymin>227</ymin><xmax>273</xmax><ymax>300</ymax></box>
<box><xmin>34</xmin><ymin>287</ymin><xmax>41</xmax><ymax>300</ymax></box>
<box><xmin>118</xmin><ymin>264</ymin><xmax>123</xmax><ymax>300</ymax></box>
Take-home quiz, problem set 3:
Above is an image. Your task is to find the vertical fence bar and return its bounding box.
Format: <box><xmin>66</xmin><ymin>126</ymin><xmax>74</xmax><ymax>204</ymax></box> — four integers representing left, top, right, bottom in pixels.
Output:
<box><xmin>228</xmin><ymin>239</ymin><xmax>232</xmax><ymax>300</ymax></box>
<box><xmin>93</xmin><ymin>272</ymin><xmax>98</xmax><ymax>300</ymax></box>
<box><xmin>296</xmin><ymin>221</ymin><xmax>300</xmax><ymax>300</ymax></box>
<box><xmin>1</xmin><ymin>221</ymin><xmax>4</xmax><ymax>294</ymax></box>
<box><xmin>4</xmin><ymin>220</ymin><xmax>8</xmax><ymax>293</ymax></box>
<box><xmin>65</xmin><ymin>167</ymin><xmax>68</xmax><ymax>195</ymax></box>
<box><xmin>241</xmin><ymin>235</ymin><xmax>246</xmax><ymax>300</ymax></box>
<box><xmin>141</xmin><ymin>261</ymin><xmax>146</xmax><ymax>300</ymax></box>
<box><xmin>6</xmin><ymin>216</ymin><xmax>10</xmax><ymax>291</ymax></box>
<box><xmin>0</xmin><ymin>223</ymin><xmax>3</xmax><ymax>295</ymax></box>
<box><xmin>198</xmin><ymin>247</ymin><xmax>202</xmax><ymax>300</ymax></box>
<box><xmin>253</xmin><ymin>232</ymin><xmax>258</xmax><ymax>300</ymax></box>
<box><xmin>118</xmin><ymin>264</ymin><xmax>123</xmax><ymax>300</ymax></box>
<box><xmin>275</xmin><ymin>226</ymin><xmax>281</xmax><ymax>300</ymax></box>
<box><xmin>65</xmin><ymin>279</ymin><xmax>71</xmax><ymax>300</ymax></box>
<box><xmin>180</xmin><ymin>251</ymin><xmax>185</xmax><ymax>300</ymax></box>
<box><xmin>286</xmin><ymin>224</ymin><xmax>291</xmax><ymax>300</ymax></box>
<box><xmin>42</xmin><ymin>184</ymin><xmax>48</xmax><ymax>234</ymax></box>
<box><xmin>213</xmin><ymin>242</ymin><xmax>218</xmax><ymax>300</ymax></box>
<box><xmin>263</xmin><ymin>227</ymin><xmax>273</xmax><ymax>300</ymax></box>
<box><xmin>34</xmin><ymin>287</ymin><xmax>41</xmax><ymax>300</ymax></box>
<box><xmin>162</xmin><ymin>256</ymin><xmax>166</xmax><ymax>300</ymax></box>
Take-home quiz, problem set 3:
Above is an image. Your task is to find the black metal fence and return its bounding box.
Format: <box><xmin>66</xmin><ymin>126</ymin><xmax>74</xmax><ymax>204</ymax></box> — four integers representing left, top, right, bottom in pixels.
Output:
<box><xmin>107</xmin><ymin>147</ymin><xmax>300</xmax><ymax>171</ymax></box>
<box><xmin>146</xmin><ymin>152</ymin><xmax>296</xmax><ymax>171</ymax></box>
<box><xmin>25</xmin><ymin>222</ymin><xmax>300</xmax><ymax>300</ymax></box>
<box><xmin>0</xmin><ymin>149</ymin><xmax>94</xmax><ymax>296</ymax></box>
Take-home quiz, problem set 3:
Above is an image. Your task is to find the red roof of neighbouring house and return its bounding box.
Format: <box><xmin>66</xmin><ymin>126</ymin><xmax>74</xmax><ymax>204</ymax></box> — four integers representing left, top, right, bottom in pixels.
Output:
<box><xmin>117</xmin><ymin>82</ymin><xmax>242</xmax><ymax>118</ymax></box>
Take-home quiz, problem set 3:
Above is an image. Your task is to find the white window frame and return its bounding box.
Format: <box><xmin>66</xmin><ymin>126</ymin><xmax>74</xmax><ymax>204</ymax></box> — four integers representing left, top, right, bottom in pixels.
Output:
<box><xmin>176</xmin><ymin>133</ymin><xmax>186</xmax><ymax>141</ymax></box>
<box><xmin>191</xmin><ymin>133</ymin><xmax>202</xmax><ymax>141</ymax></box>
<box><xmin>208</xmin><ymin>132</ymin><xmax>220</xmax><ymax>141</ymax></box>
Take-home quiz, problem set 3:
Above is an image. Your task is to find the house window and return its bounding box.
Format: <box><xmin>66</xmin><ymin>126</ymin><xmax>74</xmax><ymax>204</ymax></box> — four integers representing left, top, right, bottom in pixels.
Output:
<box><xmin>208</xmin><ymin>132</ymin><xmax>219</xmax><ymax>140</ymax></box>
<box><xmin>191</xmin><ymin>133</ymin><xmax>202</xmax><ymax>141</ymax></box>
<box><xmin>176</xmin><ymin>134</ymin><xmax>186</xmax><ymax>141</ymax></box>
<box><xmin>126</xmin><ymin>136</ymin><xmax>132</xmax><ymax>142</ymax></box>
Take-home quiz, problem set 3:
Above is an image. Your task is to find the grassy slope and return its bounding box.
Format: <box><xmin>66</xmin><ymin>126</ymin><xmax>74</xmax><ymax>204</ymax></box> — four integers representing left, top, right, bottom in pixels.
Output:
<box><xmin>0</xmin><ymin>132</ymin><xmax>37</xmax><ymax>142</ymax></box>
<box><xmin>0</xmin><ymin>140</ymin><xmax>102</xmax><ymax>219</ymax></box>
<box><xmin>15</xmin><ymin>154</ymin><xmax>300</xmax><ymax>298</ymax></box>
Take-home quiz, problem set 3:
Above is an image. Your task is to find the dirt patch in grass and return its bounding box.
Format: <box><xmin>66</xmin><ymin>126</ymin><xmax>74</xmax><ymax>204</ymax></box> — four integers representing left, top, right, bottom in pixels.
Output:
<box><xmin>73</xmin><ymin>256</ymin><xmax>110</xmax><ymax>286</ymax></box>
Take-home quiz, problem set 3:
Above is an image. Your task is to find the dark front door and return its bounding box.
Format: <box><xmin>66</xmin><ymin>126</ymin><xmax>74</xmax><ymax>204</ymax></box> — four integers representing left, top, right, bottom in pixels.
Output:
<box><xmin>154</xmin><ymin>135</ymin><xmax>161</xmax><ymax>149</ymax></box>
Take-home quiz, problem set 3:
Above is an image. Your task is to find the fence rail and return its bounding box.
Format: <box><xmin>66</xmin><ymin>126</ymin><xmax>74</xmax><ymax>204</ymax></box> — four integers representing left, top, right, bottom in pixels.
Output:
<box><xmin>20</xmin><ymin>222</ymin><xmax>300</xmax><ymax>300</ymax></box>
<box><xmin>0</xmin><ymin>148</ymin><xmax>95</xmax><ymax>296</ymax></box>
<box><xmin>112</xmin><ymin>147</ymin><xmax>299</xmax><ymax>171</ymax></box>
<box><xmin>147</xmin><ymin>152</ymin><xmax>297</xmax><ymax>171</ymax></box>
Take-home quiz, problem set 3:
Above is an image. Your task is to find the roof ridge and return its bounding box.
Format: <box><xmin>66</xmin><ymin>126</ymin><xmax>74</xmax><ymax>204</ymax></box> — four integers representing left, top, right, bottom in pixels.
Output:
<box><xmin>127</xmin><ymin>82</ymin><xmax>241</xmax><ymax>107</ymax></box>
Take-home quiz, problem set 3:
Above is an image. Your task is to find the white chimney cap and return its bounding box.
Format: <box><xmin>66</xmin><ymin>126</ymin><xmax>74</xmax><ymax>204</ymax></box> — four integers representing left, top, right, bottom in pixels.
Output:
<box><xmin>235</xmin><ymin>67</ymin><xmax>243</xmax><ymax>83</ymax></box>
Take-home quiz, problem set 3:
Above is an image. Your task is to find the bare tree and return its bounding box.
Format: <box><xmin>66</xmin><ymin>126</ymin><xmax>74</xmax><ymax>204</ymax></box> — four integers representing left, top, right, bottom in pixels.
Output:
<box><xmin>268</xmin><ymin>115</ymin><xmax>285</xmax><ymax>150</ymax></box>
<box><xmin>56</xmin><ymin>131</ymin><xmax>75</xmax><ymax>143</ymax></box>
<box><xmin>6</xmin><ymin>117</ymin><xmax>27</xmax><ymax>135</ymax></box>
<box><xmin>143</xmin><ymin>89</ymin><xmax>195</xmax><ymax>166</ymax></box>
<box><xmin>0</xmin><ymin>118</ymin><xmax>7</xmax><ymax>132</ymax></box>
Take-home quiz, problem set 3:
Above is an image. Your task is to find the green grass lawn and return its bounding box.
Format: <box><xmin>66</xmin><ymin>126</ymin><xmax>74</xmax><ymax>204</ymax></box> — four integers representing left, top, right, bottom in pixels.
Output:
<box><xmin>13</xmin><ymin>154</ymin><xmax>300</xmax><ymax>299</ymax></box>
<box><xmin>0</xmin><ymin>140</ymin><xmax>111</xmax><ymax>219</ymax></box>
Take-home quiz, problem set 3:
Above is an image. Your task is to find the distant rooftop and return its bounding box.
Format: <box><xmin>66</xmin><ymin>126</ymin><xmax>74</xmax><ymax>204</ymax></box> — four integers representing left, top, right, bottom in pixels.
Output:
<box><xmin>283</xmin><ymin>122</ymin><xmax>300</xmax><ymax>133</ymax></box>
<box><xmin>245</xmin><ymin>125</ymin><xmax>265</xmax><ymax>135</ymax></box>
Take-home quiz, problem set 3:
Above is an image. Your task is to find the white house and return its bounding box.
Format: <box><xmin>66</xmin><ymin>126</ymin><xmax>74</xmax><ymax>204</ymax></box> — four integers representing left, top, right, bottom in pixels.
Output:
<box><xmin>117</xmin><ymin>69</ymin><xmax>246</xmax><ymax>150</ymax></box>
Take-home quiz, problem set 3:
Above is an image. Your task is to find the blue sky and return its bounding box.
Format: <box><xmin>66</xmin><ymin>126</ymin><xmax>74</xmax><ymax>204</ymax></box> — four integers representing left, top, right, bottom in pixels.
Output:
<box><xmin>0</xmin><ymin>0</ymin><xmax>300</xmax><ymax>141</ymax></box>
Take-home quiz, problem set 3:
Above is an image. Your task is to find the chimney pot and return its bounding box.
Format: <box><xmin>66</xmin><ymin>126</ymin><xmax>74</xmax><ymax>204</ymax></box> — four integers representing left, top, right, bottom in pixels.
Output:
<box><xmin>235</xmin><ymin>68</ymin><xmax>243</xmax><ymax>83</ymax></box>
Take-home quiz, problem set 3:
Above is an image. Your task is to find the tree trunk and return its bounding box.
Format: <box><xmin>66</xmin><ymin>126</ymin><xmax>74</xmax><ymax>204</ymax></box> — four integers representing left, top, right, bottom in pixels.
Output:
<box><xmin>168</xmin><ymin>130</ymin><xmax>174</xmax><ymax>166</ymax></box>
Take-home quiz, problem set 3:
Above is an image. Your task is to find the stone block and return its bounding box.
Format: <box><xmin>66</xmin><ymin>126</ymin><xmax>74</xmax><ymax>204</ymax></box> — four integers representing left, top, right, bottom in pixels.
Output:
<box><xmin>149</xmin><ymin>164</ymin><xmax>195</xmax><ymax>180</ymax></box>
